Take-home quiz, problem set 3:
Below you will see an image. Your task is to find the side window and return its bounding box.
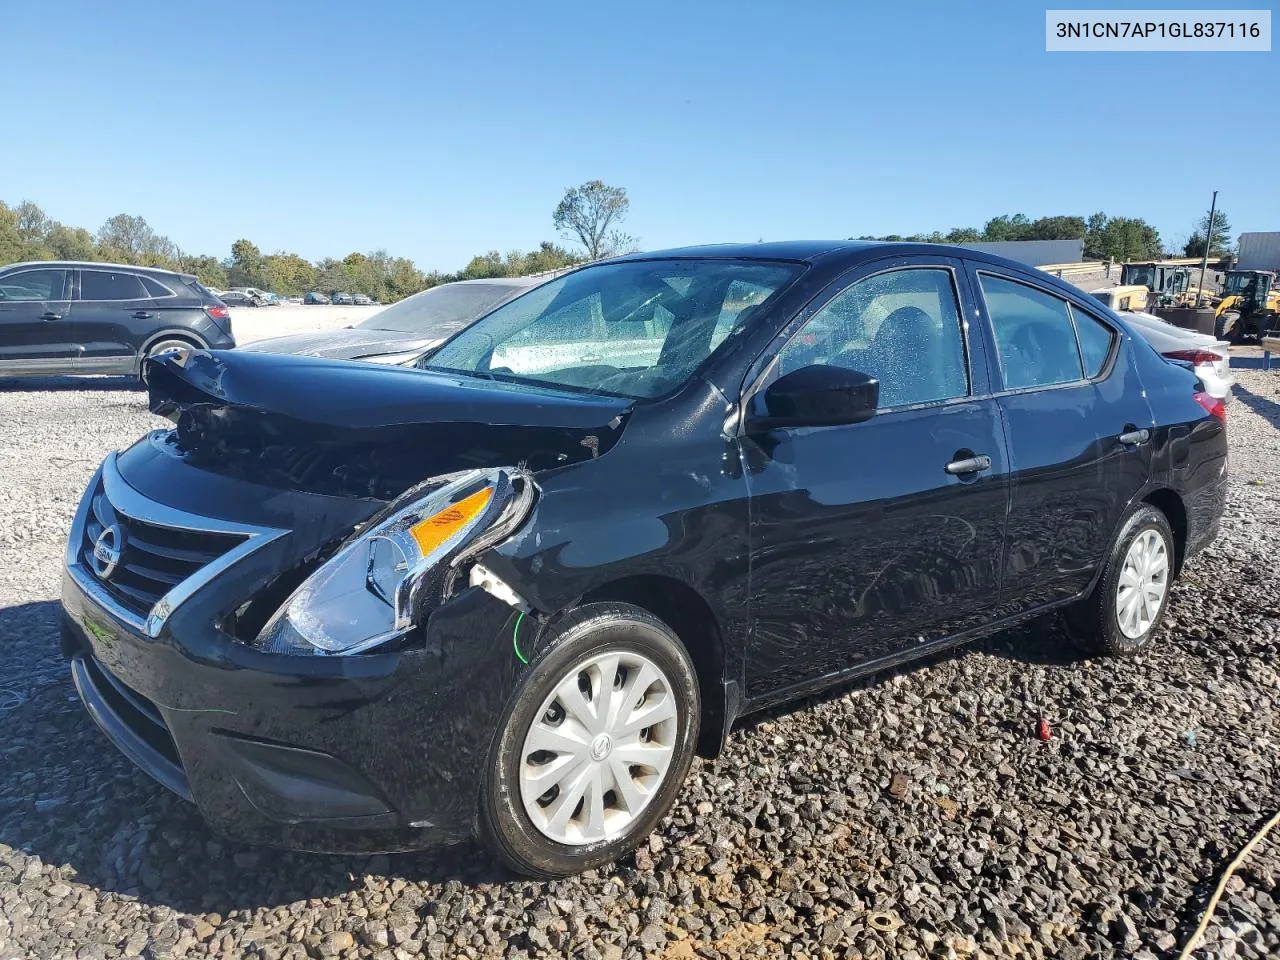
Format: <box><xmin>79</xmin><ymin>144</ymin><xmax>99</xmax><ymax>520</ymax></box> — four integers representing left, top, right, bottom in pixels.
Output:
<box><xmin>1069</xmin><ymin>305</ymin><xmax>1116</xmax><ymax>378</ymax></box>
<box><xmin>141</xmin><ymin>276</ymin><xmax>175</xmax><ymax>298</ymax></box>
<box><xmin>80</xmin><ymin>270</ymin><xmax>147</xmax><ymax>301</ymax></box>
<box><xmin>0</xmin><ymin>269</ymin><xmax>67</xmax><ymax>301</ymax></box>
<box><xmin>775</xmin><ymin>268</ymin><xmax>969</xmax><ymax>408</ymax></box>
<box><xmin>979</xmin><ymin>275</ymin><xmax>1084</xmax><ymax>390</ymax></box>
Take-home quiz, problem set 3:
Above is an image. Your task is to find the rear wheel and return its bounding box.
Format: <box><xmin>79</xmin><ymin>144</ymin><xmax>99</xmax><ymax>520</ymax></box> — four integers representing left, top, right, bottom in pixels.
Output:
<box><xmin>480</xmin><ymin>602</ymin><xmax>699</xmax><ymax>877</ymax></box>
<box><xmin>1065</xmin><ymin>503</ymin><xmax>1174</xmax><ymax>656</ymax></box>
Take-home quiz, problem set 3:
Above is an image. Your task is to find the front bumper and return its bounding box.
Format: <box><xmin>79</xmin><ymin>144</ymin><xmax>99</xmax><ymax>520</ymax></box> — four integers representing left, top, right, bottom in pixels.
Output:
<box><xmin>61</xmin><ymin>456</ymin><xmax>523</xmax><ymax>853</ymax></box>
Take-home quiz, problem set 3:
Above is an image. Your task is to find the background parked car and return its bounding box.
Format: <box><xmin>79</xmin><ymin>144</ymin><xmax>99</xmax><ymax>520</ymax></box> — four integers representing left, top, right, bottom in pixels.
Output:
<box><xmin>352</xmin><ymin>294</ymin><xmax>374</xmax><ymax>306</ymax></box>
<box><xmin>303</xmin><ymin>291</ymin><xmax>329</xmax><ymax>304</ymax></box>
<box><xmin>241</xmin><ymin>275</ymin><xmax>552</xmax><ymax>364</ymax></box>
<box><xmin>331</xmin><ymin>292</ymin><xmax>355</xmax><ymax>305</ymax></box>
<box><xmin>218</xmin><ymin>290</ymin><xmax>264</xmax><ymax>308</ymax></box>
<box><xmin>1121</xmin><ymin>310</ymin><xmax>1234</xmax><ymax>401</ymax></box>
<box><xmin>0</xmin><ymin>261</ymin><xmax>234</xmax><ymax>378</ymax></box>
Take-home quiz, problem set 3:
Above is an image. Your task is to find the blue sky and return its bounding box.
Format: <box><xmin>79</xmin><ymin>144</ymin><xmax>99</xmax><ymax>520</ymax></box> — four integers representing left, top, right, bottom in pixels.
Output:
<box><xmin>1</xmin><ymin>0</ymin><xmax>1275</xmax><ymax>271</ymax></box>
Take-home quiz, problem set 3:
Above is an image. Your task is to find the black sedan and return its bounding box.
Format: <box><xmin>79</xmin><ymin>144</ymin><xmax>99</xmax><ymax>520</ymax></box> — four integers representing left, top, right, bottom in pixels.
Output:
<box><xmin>243</xmin><ymin>276</ymin><xmax>550</xmax><ymax>364</ymax></box>
<box><xmin>60</xmin><ymin>242</ymin><xmax>1226</xmax><ymax>877</ymax></box>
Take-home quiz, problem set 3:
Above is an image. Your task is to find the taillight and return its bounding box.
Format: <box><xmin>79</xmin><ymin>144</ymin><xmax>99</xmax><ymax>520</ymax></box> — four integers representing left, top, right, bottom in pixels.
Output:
<box><xmin>1194</xmin><ymin>391</ymin><xmax>1226</xmax><ymax>423</ymax></box>
<box><xmin>1163</xmin><ymin>349</ymin><xmax>1222</xmax><ymax>365</ymax></box>
<box><xmin>205</xmin><ymin>304</ymin><xmax>230</xmax><ymax>320</ymax></box>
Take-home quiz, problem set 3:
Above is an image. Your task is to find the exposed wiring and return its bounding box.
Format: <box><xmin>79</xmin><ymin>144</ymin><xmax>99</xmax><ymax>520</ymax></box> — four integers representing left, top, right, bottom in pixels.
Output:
<box><xmin>1177</xmin><ymin>808</ymin><xmax>1280</xmax><ymax>959</ymax></box>
<box><xmin>512</xmin><ymin>611</ymin><xmax>528</xmax><ymax>665</ymax></box>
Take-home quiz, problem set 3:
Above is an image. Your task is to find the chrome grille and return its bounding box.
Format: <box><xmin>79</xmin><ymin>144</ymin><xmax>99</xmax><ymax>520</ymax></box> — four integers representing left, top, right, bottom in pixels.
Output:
<box><xmin>79</xmin><ymin>474</ymin><xmax>247</xmax><ymax>618</ymax></box>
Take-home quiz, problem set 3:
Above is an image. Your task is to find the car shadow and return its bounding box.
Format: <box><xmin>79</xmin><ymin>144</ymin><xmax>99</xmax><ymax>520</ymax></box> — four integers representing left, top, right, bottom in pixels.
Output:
<box><xmin>0</xmin><ymin>599</ymin><xmax>512</xmax><ymax>917</ymax></box>
<box><xmin>0</xmin><ymin>375</ymin><xmax>143</xmax><ymax>393</ymax></box>
<box><xmin>1233</xmin><ymin>382</ymin><xmax>1280</xmax><ymax>426</ymax></box>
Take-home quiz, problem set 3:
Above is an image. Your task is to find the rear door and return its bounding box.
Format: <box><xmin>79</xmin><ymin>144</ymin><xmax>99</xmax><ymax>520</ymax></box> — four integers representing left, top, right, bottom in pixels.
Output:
<box><xmin>967</xmin><ymin>264</ymin><xmax>1154</xmax><ymax>611</ymax></box>
<box><xmin>0</xmin><ymin>267</ymin><xmax>74</xmax><ymax>372</ymax></box>
<box><xmin>71</xmin><ymin>268</ymin><xmax>152</xmax><ymax>372</ymax></box>
<box><xmin>743</xmin><ymin>258</ymin><xmax>1010</xmax><ymax>695</ymax></box>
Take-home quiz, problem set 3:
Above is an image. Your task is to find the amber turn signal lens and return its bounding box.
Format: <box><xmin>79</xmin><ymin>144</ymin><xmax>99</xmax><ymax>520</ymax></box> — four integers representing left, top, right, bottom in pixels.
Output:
<box><xmin>408</xmin><ymin>486</ymin><xmax>494</xmax><ymax>556</ymax></box>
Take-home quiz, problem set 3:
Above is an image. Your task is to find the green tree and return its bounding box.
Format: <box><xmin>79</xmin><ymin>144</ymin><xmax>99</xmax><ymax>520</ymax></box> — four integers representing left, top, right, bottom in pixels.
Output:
<box><xmin>1024</xmin><ymin>215</ymin><xmax>1087</xmax><ymax>241</ymax></box>
<box><xmin>1183</xmin><ymin>208</ymin><xmax>1232</xmax><ymax>258</ymax></box>
<box><xmin>553</xmin><ymin>180</ymin><xmax>634</xmax><ymax>260</ymax></box>
<box><xmin>944</xmin><ymin>227</ymin><xmax>982</xmax><ymax>243</ymax></box>
<box><xmin>1084</xmin><ymin>216</ymin><xmax>1163</xmax><ymax>261</ymax></box>
<box><xmin>177</xmin><ymin>254</ymin><xmax>228</xmax><ymax>289</ymax></box>
<box><xmin>226</xmin><ymin>239</ymin><xmax>267</xmax><ymax>288</ymax></box>
<box><xmin>263</xmin><ymin>252</ymin><xmax>316</xmax><ymax>296</ymax></box>
<box><xmin>46</xmin><ymin>223</ymin><xmax>99</xmax><ymax>261</ymax></box>
<box><xmin>0</xmin><ymin>202</ymin><xmax>25</xmax><ymax>264</ymax></box>
<box><xmin>97</xmin><ymin>213</ymin><xmax>176</xmax><ymax>265</ymax></box>
<box><xmin>982</xmin><ymin>214</ymin><xmax>1032</xmax><ymax>241</ymax></box>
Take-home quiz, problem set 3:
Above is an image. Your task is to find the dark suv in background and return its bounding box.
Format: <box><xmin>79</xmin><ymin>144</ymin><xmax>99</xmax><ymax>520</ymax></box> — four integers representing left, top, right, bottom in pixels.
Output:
<box><xmin>0</xmin><ymin>261</ymin><xmax>235</xmax><ymax>379</ymax></box>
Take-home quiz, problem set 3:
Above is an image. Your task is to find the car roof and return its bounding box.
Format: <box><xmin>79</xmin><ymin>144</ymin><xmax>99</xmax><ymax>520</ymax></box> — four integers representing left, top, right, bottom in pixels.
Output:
<box><xmin>607</xmin><ymin>240</ymin><xmax>1067</xmax><ymax>274</ymax></box>
<box><xmin>0</xmin><ymin>260</ymin><xmax>196</xmax><ymax>282</ymax></box>
<box><xmin>449</xmin><ymin>275</ymin><xmax>551</xmax><ymax>288</ymax></box>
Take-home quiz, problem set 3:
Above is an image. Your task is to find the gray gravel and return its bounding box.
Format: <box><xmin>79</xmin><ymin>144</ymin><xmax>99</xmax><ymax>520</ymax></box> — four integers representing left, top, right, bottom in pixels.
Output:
<box><xmin>1</xmin><ymin>364</ymin><xmax>1278</xmax><ymax>960</ymax></box>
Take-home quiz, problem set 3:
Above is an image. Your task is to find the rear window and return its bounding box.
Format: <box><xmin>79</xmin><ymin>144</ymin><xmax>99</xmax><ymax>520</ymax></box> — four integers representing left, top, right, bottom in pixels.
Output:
<box><xmin>362</xmin><ymin>283</ymin><xmax>530</xmax><ymax>336</ymax></box>
<box><xmin>141</xmin><ymin>276</ymin><xmax>175</xmax><ymax>298</ymax></box>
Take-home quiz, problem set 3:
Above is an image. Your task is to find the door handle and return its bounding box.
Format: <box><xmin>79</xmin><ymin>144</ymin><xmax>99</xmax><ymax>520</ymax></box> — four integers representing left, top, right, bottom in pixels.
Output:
<box><xmin>1118</xmin><ymin>428</ymin><xmax>1150</xmax><ymax>446</ymax></box>
<box><xmin>945</xmin><ymin>454</ymin><xmax>992</xmax><ymax>475</ymax></box>
<box><xmin>132</xmin><ymin>311</ymin><xmax>155</xmax><ymax>319</ymax></box>
<box><xmin>41</xmin><ymin>311</ymin><xmax>62</xmax><ymax>321</ymax></box>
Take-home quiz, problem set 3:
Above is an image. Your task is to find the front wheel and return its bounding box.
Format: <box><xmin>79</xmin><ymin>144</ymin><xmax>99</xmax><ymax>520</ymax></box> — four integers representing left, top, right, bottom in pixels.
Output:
<box><xmin>480</xmin><ymin>602</ymin><xmax>700</xmax><ymax>877</ymax></box>
<box><xmin>1065</xmin><ymin>504</ymin><xmax>1175</xmax><ymax>656</ymax></box>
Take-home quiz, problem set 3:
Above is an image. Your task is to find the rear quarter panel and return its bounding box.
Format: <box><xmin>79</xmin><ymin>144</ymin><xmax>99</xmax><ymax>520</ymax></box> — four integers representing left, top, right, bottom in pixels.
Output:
<box><xmin>1129</xmin><ymin>331</ymin><xmax>1228</xmax><ymax>556</ymax></box>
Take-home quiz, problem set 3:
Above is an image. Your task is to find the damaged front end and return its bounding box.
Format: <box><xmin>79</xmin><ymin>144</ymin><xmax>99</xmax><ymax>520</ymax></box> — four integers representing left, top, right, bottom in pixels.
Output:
<box><xmin>143</xmin><ymin>349</ymin><xmax>632</xmax><ymax>656</ymax></box>
<box><xmin>146</xmin><ymin>348</ymin><xmax>631</xmax><ymax>500</ymax></box>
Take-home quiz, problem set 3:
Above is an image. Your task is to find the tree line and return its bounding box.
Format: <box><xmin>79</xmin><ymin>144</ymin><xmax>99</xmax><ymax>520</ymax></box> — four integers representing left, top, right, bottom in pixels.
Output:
<box><xmin>856</xmin><ymin>208</ymin><xmax>1234</xmax><ymax>262</ymax></box>
<box><xmin>0</xmin><ymin>202</ymin><xmax>593</xmax><ymax>304</ymax></box>
<box><xmin>2</xmin><ymin>183</ymin><xmax>1237</xmax><ymax>306</ymax></box>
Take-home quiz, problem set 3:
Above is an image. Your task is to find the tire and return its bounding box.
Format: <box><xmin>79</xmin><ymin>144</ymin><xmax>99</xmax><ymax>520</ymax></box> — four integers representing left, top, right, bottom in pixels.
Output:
<box><xmin>479</xmin><ymin>602</ymin><xmax>700</xmax><ymax>877</ymax></box>
<box><xmin>1065</xmin><ymin>504</ymin><xmax>1175</xmax><ymax>657</ymax></box>
<box><xmin>139</xmin><ymin>336</ymin><xmax>201</xmax><ymax>383</ymax></box>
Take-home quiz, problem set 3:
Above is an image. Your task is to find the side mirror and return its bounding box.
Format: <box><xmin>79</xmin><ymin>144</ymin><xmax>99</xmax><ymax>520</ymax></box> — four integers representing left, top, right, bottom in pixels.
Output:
<box><xmin>747</xmin><ymin>364</ymin><xmax>879</xmax><ymax>431</ymax></box>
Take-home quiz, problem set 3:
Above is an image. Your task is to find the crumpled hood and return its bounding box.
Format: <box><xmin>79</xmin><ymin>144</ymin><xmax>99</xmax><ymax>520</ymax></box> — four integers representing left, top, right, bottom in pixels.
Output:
<box><xmin>144</xmin><ymin>349</ymin><xmax>632</xmax><ymax>499</ymax></box>
<box><xmin>238</xmin><ymin>327</ymin><xmax>434</xmax><ymax>360</ymax></box>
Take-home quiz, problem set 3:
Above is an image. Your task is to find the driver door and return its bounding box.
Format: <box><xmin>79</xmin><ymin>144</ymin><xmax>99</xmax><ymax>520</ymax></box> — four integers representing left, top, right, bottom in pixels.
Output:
<box><xmin>742</xmin><ymin>258</ymin><xmax>1010</xmax><ymax>696</ymax></box>
<box><xmin>0</xmin><ymin>267</ymin><xmax>75</xmax><ymax>373</ymax></box>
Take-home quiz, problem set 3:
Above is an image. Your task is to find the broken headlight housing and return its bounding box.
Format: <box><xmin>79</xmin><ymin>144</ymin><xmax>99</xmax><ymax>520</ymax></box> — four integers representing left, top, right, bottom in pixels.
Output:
<box><xmin>257</xmin><ymin>467</ymin><xmax>532</xmax><ymax>655</ymax></box>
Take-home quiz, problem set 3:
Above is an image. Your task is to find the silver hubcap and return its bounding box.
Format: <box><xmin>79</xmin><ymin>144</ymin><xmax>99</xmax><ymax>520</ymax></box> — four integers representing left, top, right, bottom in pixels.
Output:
<box><xmin>519</xmin><ymin>650</ymin><xmax>678</xmax><ymax>846</ymax></box>
<box><xmin>1116</xmin><ymin>529</ymin><xmax>1169</xmax><ymax>639</ymax></box>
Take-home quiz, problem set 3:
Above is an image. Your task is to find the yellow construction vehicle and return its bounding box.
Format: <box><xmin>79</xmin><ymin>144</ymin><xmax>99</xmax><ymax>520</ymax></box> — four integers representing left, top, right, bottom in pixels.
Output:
<box><xmin>1215</xmin><ymin>270</ymin><xmax>1279</xmax><ymax>341</ymax></box>
<box><xmin>1119</xmin><ymin>262</ymin><xmax>1209</xmax><ymax>307</ymax></box>
<box><xmin>1090</xmin><ymin>284</ymin><xmax>1150</xmax><ymax>312</ymax></box>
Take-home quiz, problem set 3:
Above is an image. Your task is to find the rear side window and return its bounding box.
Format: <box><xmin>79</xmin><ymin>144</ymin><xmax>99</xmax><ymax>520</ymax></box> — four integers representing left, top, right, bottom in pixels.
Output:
<box><xmin>1069</xmin><ymin>306</ymin><xmax>1116</xmax><ymax>378</ymax></box>
<box><xmin>81</xmin><ymin>270</ymin><xmax>147</xmax><ymax>301</ymax></box>
<box><xmin>141</xmin><ymin>276</ymin><xmax>175</xmax><ymax>298</ymax></box>
<box><xmin>0</xmin><ymin>268</ymin><xmax>67</xmax><ymax>301</ymax></box>
<box><xmin>979</xmin><ymin>275</ymin><xmax>1084</xmax><ymax>390</ymax></box>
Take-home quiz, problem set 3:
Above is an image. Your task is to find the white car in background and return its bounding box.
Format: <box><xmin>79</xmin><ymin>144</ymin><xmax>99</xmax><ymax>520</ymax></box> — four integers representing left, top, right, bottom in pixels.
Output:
<box><xmin>1121</xmin><ymin>311</ymin><xmax>1233</xmax><ymax>401</ymax></box>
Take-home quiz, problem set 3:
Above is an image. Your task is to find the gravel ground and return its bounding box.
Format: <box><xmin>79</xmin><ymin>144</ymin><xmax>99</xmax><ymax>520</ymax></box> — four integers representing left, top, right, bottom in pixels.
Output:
<box><xmin>1</xmin><ymin>359</ymin><xmax>1278</xmax><ymax>960</ymax></box>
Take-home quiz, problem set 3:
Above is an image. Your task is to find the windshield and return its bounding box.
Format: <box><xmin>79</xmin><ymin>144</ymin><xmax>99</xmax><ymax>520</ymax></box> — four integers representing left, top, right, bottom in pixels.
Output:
<box><xmin>361</xmin><ymin>282</ymin><xmax>530</xmax><ymax>336</ymax></box>
<box><xmin>422</xmin><ymin>259</ymin><xmax>801</xmax><ymax>399</ymax></box>
<box><xmin>1121</xmin><ymin>265</ymin><xmax>1155</xmax><ymax>288</ymax></box>
<box><xmin>1222</xmin><ymin>272</ymin><xmax>1256</xmax><ymax>296</ymax></box>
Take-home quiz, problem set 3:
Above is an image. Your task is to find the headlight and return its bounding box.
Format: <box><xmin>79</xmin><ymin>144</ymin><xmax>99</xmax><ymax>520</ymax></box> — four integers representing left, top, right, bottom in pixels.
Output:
<box><xmin>360</xmin><ymin>350</ymin><xmax>425</xmax><ymax>366</ymax></box>
<box><xmin>257</xmin><ymin>467</ymin><xmax>532</xmax><ymax>655</ymax></box>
